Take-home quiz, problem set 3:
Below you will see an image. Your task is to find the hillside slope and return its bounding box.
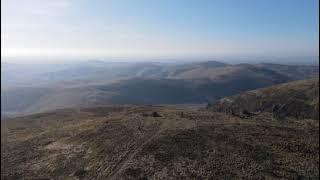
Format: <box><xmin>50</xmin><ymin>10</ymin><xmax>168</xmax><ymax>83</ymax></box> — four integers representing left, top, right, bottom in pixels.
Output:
<box><xmin>1</xmin><ymin>106</ymin><xmax>319</xmax><ymax>179</ymax></box>
<box><xmin>207</xmin><ymin>78</ymin><xmax>319</xmax><ymax>120</ymax></box>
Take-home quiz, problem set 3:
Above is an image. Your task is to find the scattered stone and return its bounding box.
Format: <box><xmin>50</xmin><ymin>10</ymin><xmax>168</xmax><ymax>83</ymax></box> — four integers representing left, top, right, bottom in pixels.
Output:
<box><xmin>152</xmin><ymin>112</ymin><xmax>161</xmax><ymax>117</ymax></box>
<box><xmin>242</xmin><ymin>110</ymin><xmax>254</xmax><ymax>117</ymax></box>
<box><xmin>142</xmin><ymin>112</ymin><xmax>162</xmax><ymax>117</ymax></box>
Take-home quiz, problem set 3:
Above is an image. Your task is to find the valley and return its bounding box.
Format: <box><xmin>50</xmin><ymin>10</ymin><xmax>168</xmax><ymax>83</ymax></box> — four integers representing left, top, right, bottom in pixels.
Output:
<box><xmin>2</xmin><ymin>61</ymin><xmax>318</xmax><ymax>117</ymax></box>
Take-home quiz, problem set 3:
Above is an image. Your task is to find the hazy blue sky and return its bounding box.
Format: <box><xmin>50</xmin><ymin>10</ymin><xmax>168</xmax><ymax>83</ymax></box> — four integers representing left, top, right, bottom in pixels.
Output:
<box><xmin>1</xmin><ymin>0</ymin><xmax>319</xmax><ymax>61</ymax></box>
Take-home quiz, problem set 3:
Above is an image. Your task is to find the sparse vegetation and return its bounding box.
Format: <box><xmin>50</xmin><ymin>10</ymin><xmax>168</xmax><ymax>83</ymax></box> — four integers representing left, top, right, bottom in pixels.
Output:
<box><xmin>1</xmin><ymin>105</ymin><xmax>319</xmax><ymax>179</ymax></box>
<box><xmin>208</xmin><ymin>78</ymin><xmax>319</xmax><ymax>120</ymax></box>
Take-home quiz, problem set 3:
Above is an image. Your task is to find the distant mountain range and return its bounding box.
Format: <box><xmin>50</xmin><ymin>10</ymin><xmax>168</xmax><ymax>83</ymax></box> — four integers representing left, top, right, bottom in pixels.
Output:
<box><xmin>1</xmin><ymin>61</ymin><xmax>319</xmax><ymax>117</ymax></box>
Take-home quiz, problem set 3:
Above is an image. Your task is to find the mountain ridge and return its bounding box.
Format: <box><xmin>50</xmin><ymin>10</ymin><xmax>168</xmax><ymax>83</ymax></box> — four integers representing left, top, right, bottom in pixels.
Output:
<box><xmin>2</xmin><ymin>62</ymin><xmax>318</xmax><ymax>117</ymax></box>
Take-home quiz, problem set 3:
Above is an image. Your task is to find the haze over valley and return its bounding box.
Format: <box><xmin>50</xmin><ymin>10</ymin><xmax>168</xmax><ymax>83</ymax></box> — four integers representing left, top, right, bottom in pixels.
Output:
<box><xmin>2</xmin><ymin>60</ymin><xmax>318</xmax><ymax>117</ymax></box>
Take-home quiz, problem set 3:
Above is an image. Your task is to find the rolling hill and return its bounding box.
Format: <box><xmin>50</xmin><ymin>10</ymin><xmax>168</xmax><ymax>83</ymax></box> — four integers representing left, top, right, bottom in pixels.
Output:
<box><xmin>207</xmin><ymin>78</ymin><xmax>319</xmax><ymax>120</ymax></box>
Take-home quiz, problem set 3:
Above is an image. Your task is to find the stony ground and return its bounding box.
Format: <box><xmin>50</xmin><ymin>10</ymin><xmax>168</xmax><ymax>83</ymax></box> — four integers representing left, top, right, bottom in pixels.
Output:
<box><xmin>1</xmin><ymin>106</ymin><xmax>319</xmax><ymax>179</ymax></box>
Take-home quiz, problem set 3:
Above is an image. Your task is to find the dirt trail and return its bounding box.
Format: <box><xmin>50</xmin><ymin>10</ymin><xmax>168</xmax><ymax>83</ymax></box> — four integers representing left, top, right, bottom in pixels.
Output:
<box><xmin>106</xmin><ymin>129</ymin><xmax>162</xmax><ymax>180</ymax></box>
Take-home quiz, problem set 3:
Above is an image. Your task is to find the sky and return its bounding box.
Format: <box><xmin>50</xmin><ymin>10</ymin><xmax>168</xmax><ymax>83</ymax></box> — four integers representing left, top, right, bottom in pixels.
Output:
<box><xmin>1</xmin><ymin>0</ymin><xmax>319</xmax><ymax>62</ymax></box>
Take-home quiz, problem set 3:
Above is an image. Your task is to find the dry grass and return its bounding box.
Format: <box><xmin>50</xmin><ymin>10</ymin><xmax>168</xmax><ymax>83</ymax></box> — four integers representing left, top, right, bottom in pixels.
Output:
<box><xmin>1</xmin><ymin>106</ymin><xmax>319</xmax><ymax>179</ymax></box>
